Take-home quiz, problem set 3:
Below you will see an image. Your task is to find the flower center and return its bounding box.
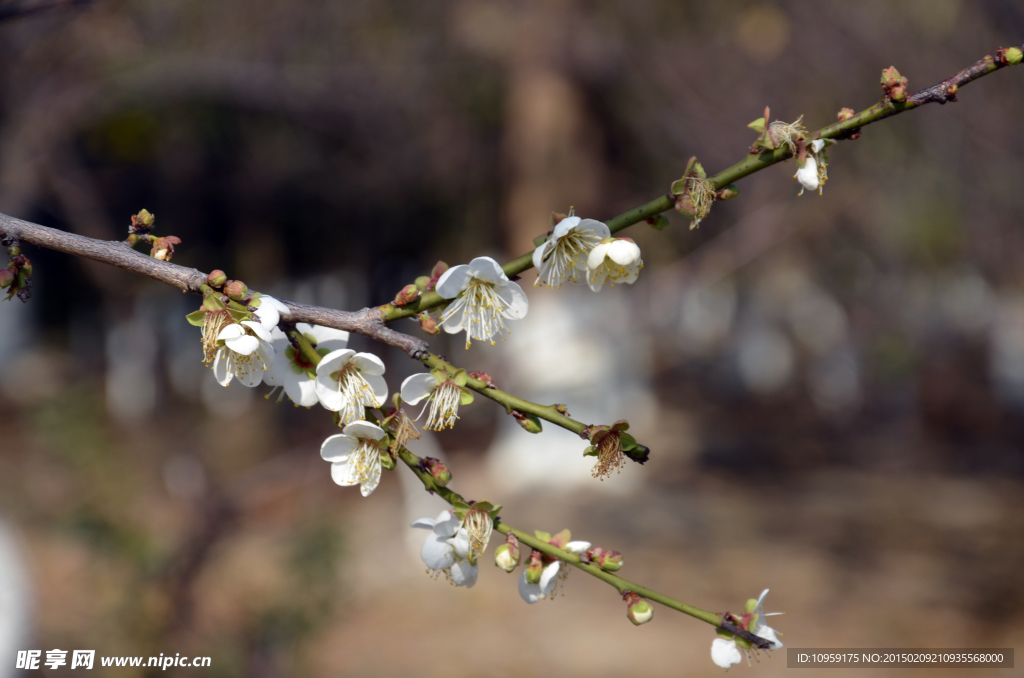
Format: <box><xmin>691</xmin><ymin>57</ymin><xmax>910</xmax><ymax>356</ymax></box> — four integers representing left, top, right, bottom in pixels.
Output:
<box><xmin>227</xmin><ymin>330</ymin><xmax>269</xmax><ymax>381</ymax></box>
<box><xmin>463</xmin><ymin>509</ymin><xmax>493</xmax><ymax>562</ymax></box>
<box><xmin>422</xmin><ymin>381</ymin><xmax>462</xmax><ymax>430</ymax></box>
<box><xmin>441</xmin><ymin>280</ymin><xmax>515</xmax><ymax>348</ymax></box>
<box><xmin>536</xmin><ymin>229</ymin><xmax>603</xmax><ymax>287</ymax></box>
<box><xmin>591</xmin><ymin>432</ymin><xmax>626</xmax><ymax>480</ymax></box>
<box><xmin>388</xmin><ymin>409</ymin><xmax>421</xmax><ymax>453</ymax></box>
<box><xmin>684</xmin><ymin>177</ymin><xmax>716</xmax><ymax>229</ymax></box>
<box><xmin>330</xmin><ymin>364</ymin><xmax>377</xmax><ymax>425</ymax></box>
<box><xmin>351</xmin><ymin>440</ymin><xmax>382</xmax><ymax>486</ymax></box>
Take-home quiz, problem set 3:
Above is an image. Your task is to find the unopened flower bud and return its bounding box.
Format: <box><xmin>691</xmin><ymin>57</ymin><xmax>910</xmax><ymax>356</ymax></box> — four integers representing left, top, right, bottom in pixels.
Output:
<box><xmin>889</xmin><ymin>85</ymin><xmax>907</xmax><ymax>102</ymax></box>
<box><xmin>0</xmin><ymin>268</ymin><xmax>13</xmax><ymax>289</ymax></box>
<box><xmin>224</xmin><ymin>280</ymin><xmax>248</xmax><ymax>301</ymax></box>
<box><xmin>418</xmin><ymin>312</ymin><xmax>440</xmax><ymax>335</ymax></box>
<box><xmin>430</xmin><ymin>261</ymin><xmax>449</xmax><ymax>280</ymax></box>
<box><xmin>512</xmin><ymin>411</ymin><xmax>543</xmax><ymax>434</ymax></box>
<box><xmin>414</xmin><ymin>275</ymin><xmax>431</xmax><ymax>291</ymax></box>
<box><xmin>494</xmin><ymin>537</ymin><xmax>521</xmax><ymax>572</ymax></box>
<box><xmin>1005</xmin><ymin>47</ymin><xmax>1023</xmax><ymax>65</ymax></box>
<box><xmin>715</xmin><ymin>184</ymin><xmax>739</xmax><ymax>201</ymax></box>
<box><xmin>393</xmin><ymin>284</ymin><xmax>420</xmax><ymax>307</ymax></box>
<box><xmin>6</xmin><ymin>246</ymin><xmax>19</xmax><ymax>257</ymax></box>
<box><xmin>837</xmin><ymin>107</ymin><xmax>855</xmax><ymax>122</ymax></box>
<box><xmin>524</xmin><ymin>550</ymin><xmax>544</xmax><ymax>584</ymax></box>
<box><xmin>131</xmin><ymin>209</ymin><xmax>155</xmax><ymax>229</ymax></box>
<box><xmin>880</xmin><ymin>66</ymin><xmax>902</xmax><ymax>89</ymax></box>
<box><xmin>594</xmin><ymin>549</ymin><xmax>624</xmax><ymax>572</ymax></box>
<box><xmin>421</xmin><ymin>457</ymin><xmax>451</xmax><ymax>487</ymax></box>
<box><xmin>207</xmin><ymin>269</ymin><xmax>227</xmax><ymax>287</ymax></box>
<box><xmin>624</xmin><ymin>592</ymin><xmax>653</xmax><ymax>626</ymax></box>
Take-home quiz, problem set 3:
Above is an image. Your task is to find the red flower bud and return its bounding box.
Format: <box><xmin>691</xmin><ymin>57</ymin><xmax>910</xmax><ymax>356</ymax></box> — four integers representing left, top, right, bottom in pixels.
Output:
<box><xmin>207</xmin><ymin>269</ymin><xmax>227</xmax><ymax>287</ymax></box>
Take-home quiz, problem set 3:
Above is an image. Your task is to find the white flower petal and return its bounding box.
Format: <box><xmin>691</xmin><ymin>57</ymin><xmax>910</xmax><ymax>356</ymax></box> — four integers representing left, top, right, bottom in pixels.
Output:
<box><xmin>467</xmin><ymin>256</ymin><xmax>508</xmax><ymax>285</ymax></box>
<box><xmin>450</xmin><ymin>560</ymin><xmax>478</xmax><ymax>588</ymax></box>
<box><xmin>241</xmin><ymin>320</ymin><xmax>273</xmax><ymax>343</ymax></box>
<box><xmin>316</xmin><ymin>349</ymin><xmax>355</xmax><ymax>376</ymax></box>
<box><xmin>212</xmin><ymin>348</ymin><xmax>232</xmax><ymax>386</ymax></box>
<box><xmin>411</xmin><ymin>517</ymin><xmax>437</xmax><ymax>530</ymax></box>
<box><xmin>343</xmin><ymin>420</ymin><xmax>386</xmax><ymax>441</ymax></box>
<box><xmin>362</xmin><ymin>374</ymin><xmax>388</xmax><ymax>406</ymax></box>
<box><xmin>330</xmin><ymin>459</ymin><xmax>360</xmax><ymax>487</ymax></box>
<box><xmin>711</xmin><ymin>638</ymin><xmax>743</xmax><ymax>669</ymax></box>
<box><xmin>440</xmin><ymin>302</ymin><xmax>465</xmax><ymax>333</ymax></box>
<box><xmin>223</xmin><ymin>332</ymin><xmax>258</xmax><ymax>355</ymax></box>
<box><xmin>350</xmin><ymin>352</ymin><xmax>386</xmax><ymax>376</ymax></box>
<box><xmin>448</xmin><ymin>528</ymin><xmax>471</xmax><ymax>559</ymax></box>
<box><xmin>310</xmin><ymin>325</ymin><xmax>350</xmax><ymax>351</ymax></box>
<box><xmin>518</xmin><ymin>572</ymin><xmax>542</xmax><ymax>604</ymax></box>
<box><xmin>608</xmin><ymin>240</ymin><xmax>641</xmax><ymax>266</ymax></box>
<box><xmin>435</xmin><ymin>264</ymin><xmax>472</xmax><ymax>299</ymax></box>
<box><xmin>551</xmin><ymin>216</ymin><xmax>581</xmax><ymax>239</ymax></box>
<box><xmin>431</xmin><ymin>510</ymin><xmax>460</xmax><ymax>538</ymax></box>
<box><xmin>754</xmin><ymin>624</ymin><xmax>783</xmax><ymax>650</ymax></box>
<box><xmin>577</xmin><ymin>218</ymin><xmax>610</xmax><ymax>239</ymax></box>
<box><xmin>359</xmin><ymin>460</ymin><xmax>381</xmax><ymax>497</ymax></box>
<box><xmin>314</xmin><ymin>374</ymin><xmax>345</xmax><ymax>411</ymax></box>
<box><xmin>421</xmin><ymin>532</ymin><xmax>456</xmax><ymax>570</ymax></box>
<box><xmin>234</xmin><ymin>359</ymin><xmax>266</xmax><ymax>387</ymax></box>
<box><xmin>538</xmin><ymin>560</ymin><xmax>561</xmax><ymax>595</ymax></box>
<box><xmin>496</xmin><ymin>281</ymin><xmax>529</xmax><ymax>319</ymax></box>
<box><xmin>285</xmin><ymin>375</ymin><xmax>318</xmax><ymax>407</ymax></box>
<box><xmin>811</xmin><ymin>139</ymin><xmax>825</xmax><ymax>153</ymax></box>
<box><xmin>587</xmin><ymin>267</ymin><xmax>608</xmax><ymax>293</ymax></box>
<box><xmin>320</xmin><ymin>433</ymin><xmax>358</xmax><ymax>461</ymax></box>
<box><xmin>532</xmin><ymin>243</ymin><xmax>549</xmax><ymax>271</ymax></box>
<box><xmin>216</xmin><ymin>324</ymin><xmax>245</xmax><ymax>342</ymax></box>
<box><xmin>796</xmin><ymin>156</ymin><xmax>819</xmax><ymax>193</ymax></box>
<box><xmin>401</xmin><ymin>373</ymin><xmax>438</xmax><ymax>405</ymax></box>
<box><xmin>565</xmin><ymin>541</ymin><xmax>591</xmax><ymax>554</ymax></box>
<box><xmin>587</xmin><ymin>242</ymin><xmax>612</xmax><ymax>270</ymax></box>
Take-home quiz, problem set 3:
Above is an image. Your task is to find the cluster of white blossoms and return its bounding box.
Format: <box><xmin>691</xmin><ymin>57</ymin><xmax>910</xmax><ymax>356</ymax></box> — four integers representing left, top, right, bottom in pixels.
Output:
<box><xmin>411</xmin><ymin>508</ymin><xmax>496</xmax><ymax>588</ymax></box>
<box><xmin>533</xmin><ymin>216</ymin><xmax>643</xmax><ymax>293</ymax></box>
<box><xmin>711</xmin><ymin>589</ymin><xmax>784</xmax><ymax>669</ymax></box>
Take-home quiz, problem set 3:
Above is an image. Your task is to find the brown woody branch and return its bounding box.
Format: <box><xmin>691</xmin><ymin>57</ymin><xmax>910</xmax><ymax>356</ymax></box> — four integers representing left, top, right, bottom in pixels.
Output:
<box><xmin>0</xmin><ymin>212</ymin><xmax>429</xmax><ymax>356</ymax></box>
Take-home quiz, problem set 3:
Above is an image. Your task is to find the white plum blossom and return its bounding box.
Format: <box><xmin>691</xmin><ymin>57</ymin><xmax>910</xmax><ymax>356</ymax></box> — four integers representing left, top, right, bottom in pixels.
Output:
<box><xmin>586</xmin><ymin>237</ymin><xmax>643</xmax><ymax>292</ymax></box>
<box><xmin>253</xmin><ymin>294</ymin><xmax>290</xmax><ymax>331</ymax></box>
<box><xmin>314</xmin><ymin>349</ymin><xmax>388</xmax><ymax>424</ymax></box>
<box><xmin>212</xmin><ymin>321</ymin><xmax>275</xmax><ymax>387</ymax></box>
<box><xmin>436</xmin><ymin>256</ymin><xmax>529</xmax><ymax>348</ymax></box>
<box><xmin>796</xmin><ymin>139</ymin><xmax>828</xmax><ymax>196</ymax></box>
<box><xmin>711</xmin><ymin>589</ymin><xmax>784</xmax><ymax>669</ymax></box>
<box><xmin>412</xmin><ymin>510</ymin><xmax>479</xmax><ymax>588</ymax></box>
<box><xmin>532</xmin><ymin>216</ymin><xmax>610</xmax><ymax>288</ymax></box>
<box><xmin>518</xmin><ymin>540</ymin><xmax>590</xmax><ymax>604</ymax></box>
<box><xmin>320</xmin><ymin>421</ymin><xmax>387</xmax><ymax>497</ymax></box>
<box><xmin>263</xmin><ymin>323</ymin><xmax>350</xmax><ymax>407</ymax></box>
<box><xmin>400</xmin><ymin>370</ymin><xmax>474</xmax><ymax>431</ymax></box>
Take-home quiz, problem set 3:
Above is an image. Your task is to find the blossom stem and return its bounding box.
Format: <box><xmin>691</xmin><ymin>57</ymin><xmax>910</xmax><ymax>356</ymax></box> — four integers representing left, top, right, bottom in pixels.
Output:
<box><xmin>285</xmin><ymin>328</ymin><xmax>323</xmax><ymax>368</ymax></box>
<box><xmin>378</xmin><ymin>42</ymin><xmax>1024</xmax><ymax>322</ymax></box>
<box><xmin>394</xmin><ymin>445</ymin><xmax>768</xmax><ymax>641</ymax></box>
<box><xmin>421</xmin><ymin>353</ymin><xmax>587</xmax><ymax>436</ymax></box>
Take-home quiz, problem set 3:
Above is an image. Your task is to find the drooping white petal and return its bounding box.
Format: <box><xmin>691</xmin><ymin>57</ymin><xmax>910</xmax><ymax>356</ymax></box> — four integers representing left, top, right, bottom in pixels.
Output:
<box><xmin>308</xmin><ymin>324</ymin><xmax>349</xmax><ymax>351</ymax></box>
<box><xmin>435</xmin><ymin>264</ymin><xmax>473</xmax><ymax>299</ymax></box>
<box><xmin>255</xmin><ymin>296</ymin><xmax>289</xmax><ymax>330</ymax></box>
<box><xmin>810</xmin><ymin>139</ymin><xmax>825</xmax><ymax>153</ymax></box>
<box><xmin>359</xmin><ymin>459</ymin><xmax>381</xmax><ymax>497</ymax></box>
<box><xmin>711</xmin><ymin>638</ymin><xmax>743</xmax><ymax>669</ymax></box>
<box><xmin>467</xmin><ymin>256</ymin><xmax>508</xmax><ymax>285</ymax></box>
<box><xmin>350</xmin><ymin>352</ymin><xmax>386</xmax><ymax>376</ymax></box>
<box><xmin>283</xmin><ymin>375</ymin><xmax>318</xmax><ymax>407</ymax></box>
<box><xmin>796</xmin><ymin>156</ymin><xmax>819</xmax><ymax>194</ymax></box>
<box><xmin>330</xmin><ymin>459</ymin><xmax>360</xmax><ymax>487</ymax></box>
<box><xmin>320</xmin><ymin>433</ymin><xmax>358</xmax><ymax>462</ymax></box>
<box><xmin>421</xmin><ymin>532</ymin><xmax>456</xmax><ymax>570</ymax></box>
<box><xmin>233</xmin><ymin>356</ymin><xmax>266</xmax><ymax>387</ymax></box>
<box><xmin>314</xmin><ymin>374</ymin><xmax>346</xmax><ymax>411</ymax></box>
<box><xmin>754</xmin><ymin>624</ymin><xmax>783</xmax><ymax>650</ymax></box>
<box><xmin>440</xmin><ymin>301</ymin><xmax>465</xmax><ymax>333</ymax></box>
<box><xmin>538</xmin><ymin>560</ymin><xmax>561</xmax><ymax>595</ymax></box>
<box><xmin>411</xmin><ymin>517</ymin><xmax>437</xmax><ymax>530</ymax></box>
<box><xmin>362</xmin><ymin>374</ymin><xmax>389</xmax><ymax>406</ymax></box>
<box><xmin>518</xmin><ymin>572</ymin><xmax>543</xmax><ymax>604</ymax></box>
<box><xmin>450</xmin><ymin>560</ymin><xmax>478</xmax><ymax>588</ymax></box>
<box><xmin>587</xmin><ymin>268</ymin><xmax>609</xmax><ymax>293</ymax></box>
<box><xmin>607</xmin><ymin>240</ymin><xmax>641</xmax><ymax>266</ymax></box>
<box><xmin>576</xmin><ymin>218</ymin><xmax>611</xmax><ymax>240</ymax></box>
<box><xmin>342</xmin><ymin>420</ymin><xmax>387</xmax><ymax>441</ymax></box>
<box><xmin>565</xmin><ymin>541</ymin><xmax>591</xmax><ymax>554</ymax></box>
<box><xmin>532</xmin><ymin>243</ymin><xmax>549</xmax><ymax>271</ymax></box>
<box><xmin>212</xmin><ymin>348</ymin><xmax>232</xmax><ymax>386</ymax></box>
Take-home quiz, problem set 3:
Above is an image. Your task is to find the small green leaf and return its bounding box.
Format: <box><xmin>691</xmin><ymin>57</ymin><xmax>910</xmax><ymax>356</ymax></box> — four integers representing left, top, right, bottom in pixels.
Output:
<box><xmin>747</xmin><ymin>117</ymin><xmax>766</xmax><ymax>134</ymax></box>
<box><xmin>619</xmin><ymin>432</ymin><xmax>637</xmax><ymax>451</ymax></box>
<box><xmin>185</xmin><ymin>309</ymin><xmax>207</xmax><ymax>326</ymax></box>
<box><xmin>459</xmin><ymin>388</ymin><xmax>475</xmax><ymax>405</ymax></box>
<box><xmin>670</xmin><ymin>177</ymin><xmax>689</xmax><ymax>195</ymax></box>
<box><xmin>693</xmin><ymin>162</ymin><xmax>706</xmax><ymax>180</ymax></box>
<box><xmin>583</xmin><ymin>445</ymin><xmax>598</xmax><ymax>457</ymax></box>
<box><xmin>453</xmin><ymin>501</ymin><xmax>471</xmax><ymax>520</ymax></box>
<box><xmin>452</xmin><ymin>369</ymin><xmax>468</xmax><ymax>387</ymax></box>
<box><xmin>683</xmin><ymin>156</ymin><xmax>697</xmax><ymax>177</ymax></box>
<box><xmin>534</xmin><ymin>530</ymin><xmax>551</xmax><ymax>542</ymax></box>
<box><xmin>203</xmin><ymin>294</ymin><xmax>226</xmax><ymax>311</ymax></box>
<box><xmin>380</xmin><ymin>452</ymin><xmax>396</xmax><ymax>471</ymax></box>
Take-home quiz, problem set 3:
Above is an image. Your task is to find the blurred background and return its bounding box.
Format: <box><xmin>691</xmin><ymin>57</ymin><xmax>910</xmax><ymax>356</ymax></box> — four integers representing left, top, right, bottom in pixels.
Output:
<box><xmin>1</xmin><ymin>0</ymin><xmax>1023</xmax><ymax>676</ymax></box>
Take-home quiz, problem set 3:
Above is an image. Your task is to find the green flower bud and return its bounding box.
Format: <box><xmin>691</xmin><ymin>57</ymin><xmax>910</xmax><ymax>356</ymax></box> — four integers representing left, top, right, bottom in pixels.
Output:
<box><xmin>414</xmin><ymin>275</ymin><xmax>431</xmax><ymax>291</ymax></box>
<box><xmin>131</xmin><ymin>208</ymin><xmax>155</xmax><ymax>229</ymax></box>
<box><xmin>494</xmin><ymin>536</ymin><xmax>521</xmax><ymax>573</ymax></box>
<box><xmin>837</xmin><ymin>107</ymin><xmax>855</xmax><ymax>122</ymax></box>
<box><xmin>594</xmin><ymin>549</ymin><xmax>624</xmax><ymax>572</ymax></box>
<box><xmin>625</xmin><ymin>592</ymin><xmax>653</xmax><ymax>626</ymax></box>
<box><xmin>207</xmin><ymin>269</ymin><xmax>227</xmax><ymax>287</ymax></box>
<box><xmin>417</xmin><ymin>312</ymin><xmax>440</xmax><ymax>335</ymax></box>
<box><xmin>224</xmin><ymin>280</ymin><xmax>248</xmax><ymax>301</ymax></box>
<box><xmin>421</xmin><ymin>457</ymin><xmax>451</xmax><ymax>487</ymax></box>
<box><xmin>524</xmin><ymin>550</ymin><xmax>544</xmax><ymax>584</ymax></box>
<box><xmin>513</xmin><ymin>411</ymin><xmax>543</xmax><ymax>434</ymax></box>
<box><xmin>715</xmin><ymin>184</ymin><xmax>739</xmax><ymax>201</ymax></box>
<box><xmin>880</xmin><ymin>66</ymin><xmax>902</xmax><ymax>89</ymax></box>
<box><xmin>6</xmin><ymin>246</ymin><xmax>20</xmax><ymax>257</ymax></box>
<box><xmin>1006</xmin><ymin>47</ymin><xmax>1023</xmax><ymax>65</ymax></box>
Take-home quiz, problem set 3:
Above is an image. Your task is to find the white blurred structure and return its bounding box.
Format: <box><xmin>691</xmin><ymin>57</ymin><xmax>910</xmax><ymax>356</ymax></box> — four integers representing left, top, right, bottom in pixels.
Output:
<box><xmin>0</xmin><ymin>520</ymin><xmax>32</xmax><ymax>678</ymax></box>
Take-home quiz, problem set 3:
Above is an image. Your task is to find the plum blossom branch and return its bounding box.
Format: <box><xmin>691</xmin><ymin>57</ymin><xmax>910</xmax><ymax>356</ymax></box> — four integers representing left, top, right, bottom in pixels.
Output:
<box><xmin>395</xmin><ymin>445</ymin><xmax>769</xmax><ymax>647</ymax></box>
<box><xmin>0</xmin><ymin>212</ymin><xmax>429</xmax><ymax>357</ymax></box>
<box><xmin>378</xmin><ymin>41</ymin><xmax>1024</xmax><ymax>323</ymax></box>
